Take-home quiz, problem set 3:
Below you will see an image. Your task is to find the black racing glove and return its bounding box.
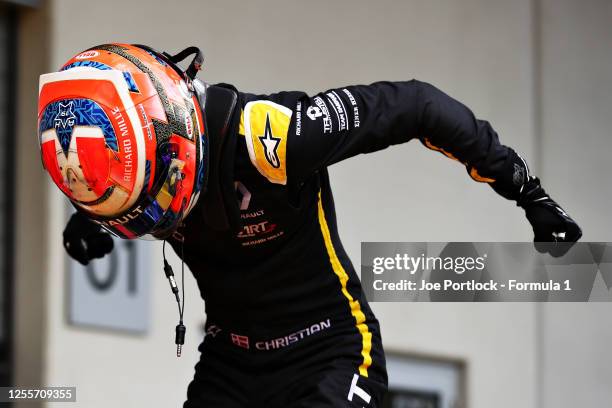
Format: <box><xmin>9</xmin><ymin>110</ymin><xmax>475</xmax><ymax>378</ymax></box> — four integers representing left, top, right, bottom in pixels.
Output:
<box><xmin>63</xmin><ymin>211</ymin><xmax>114</xmax><ymax>265</ymax></box>
<box><xmin>517</xmin><ymin>177</ymin><xmax>582</xmax><ymax>257</ymax></box>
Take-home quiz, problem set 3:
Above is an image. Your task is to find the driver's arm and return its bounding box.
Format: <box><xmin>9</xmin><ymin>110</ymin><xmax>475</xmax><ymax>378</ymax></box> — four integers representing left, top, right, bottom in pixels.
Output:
<box><xmin>242</xmin><ymin>80</ymin><xmax>581</xmax><ymax>248</ymax></box>
<box><xmin>288</xmin><ymin>80</ymin><xmax>528</xmax><ymax>200</ymax></box>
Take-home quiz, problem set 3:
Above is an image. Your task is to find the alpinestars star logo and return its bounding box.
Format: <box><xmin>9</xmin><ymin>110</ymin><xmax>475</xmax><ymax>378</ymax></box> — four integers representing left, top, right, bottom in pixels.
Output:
<box><xmin>258</xmin><ymin>113</ymin><xmax>281</xmax><ymax>168</ymax></box>
<box><xmin>54</xmin><ymin>101</ymin><xmax>76</xmax><ymax>129</ymax></box>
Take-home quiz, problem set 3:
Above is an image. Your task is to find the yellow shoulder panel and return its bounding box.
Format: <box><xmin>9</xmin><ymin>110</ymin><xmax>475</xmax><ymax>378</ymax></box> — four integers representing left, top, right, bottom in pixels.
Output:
<box><xmin>243</xmin><ymin>100</ymin><xmax>292</xmax><ymax>185</ymax></box>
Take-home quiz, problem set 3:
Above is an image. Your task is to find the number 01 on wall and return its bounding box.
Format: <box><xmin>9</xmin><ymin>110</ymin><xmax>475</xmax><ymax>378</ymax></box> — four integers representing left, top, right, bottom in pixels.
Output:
<box><xmin>67</xmin><ymin>236</ymin><xmax>151</xmax><ymax>334</ymax></box>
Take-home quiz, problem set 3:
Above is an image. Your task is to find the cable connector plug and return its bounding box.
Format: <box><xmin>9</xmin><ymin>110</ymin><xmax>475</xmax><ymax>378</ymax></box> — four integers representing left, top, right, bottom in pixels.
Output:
<box><xmin>164</xmin><ymin>259</ymin><xmax>180</xmax><ymax>302</ymax></box>
<box><xmin>175</xmin><ymin>323</ymin><xmax>186</xmax><ymax>357</ymax></box>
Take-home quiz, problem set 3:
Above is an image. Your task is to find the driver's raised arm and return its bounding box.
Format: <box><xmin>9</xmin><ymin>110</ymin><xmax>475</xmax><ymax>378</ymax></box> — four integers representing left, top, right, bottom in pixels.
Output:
<box><xmin>287</xmin><ymin>80</ymin><xmax>529</xmax><ymax>201</ymax></box>
<box><xmin>243</xmin><ymin>79</ymin><xmax>581</xmax><ymax>249</ymax></box>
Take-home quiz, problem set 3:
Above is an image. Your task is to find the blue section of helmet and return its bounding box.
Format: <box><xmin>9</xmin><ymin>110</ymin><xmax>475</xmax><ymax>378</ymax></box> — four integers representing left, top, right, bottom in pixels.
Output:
<box><xmin>144</xmin><ymin>49</ymin><xmax>168</xmax><ymax>66</ymax></box>
<box><xmin>39</xmin><ymin>98</ymin><xmax>118</xmax><ymax>154</ymax></box>
<box><xmin>156</xmin><ymin>209</ymin><xmax>182</xmax><ymax>233</ymax></box>
<box><xmin>109</xmin><ymin>199</ymin><xmax>177</xmax><ymax>238</ymax></box>
<box><xmin>145</xmin><ymin>200</ymin><xmax>165</xmax><ymax>222</ymax></box>
<box><xmin>62</xmin><ymin>60</ymin><xmax>139</xmax><ymax>92</ymax></box>
<box><xmin>100</xmin><ymin>200</ymin><xmax>165</xmax><ymax>238</ymax></box>
<box><xmin>143</xmin><ymin>160</ymin><xmax>151</xmax><ymax>189</ymax></box>
<box><xmin>122</xmin><ymin>72</ymin><xmax>139</xmax><ymax>92</ymax></box>
<box><xmin>62</xmin><ymin>60</ymin><xmax>112</xmax><ymax>71</ymax></box>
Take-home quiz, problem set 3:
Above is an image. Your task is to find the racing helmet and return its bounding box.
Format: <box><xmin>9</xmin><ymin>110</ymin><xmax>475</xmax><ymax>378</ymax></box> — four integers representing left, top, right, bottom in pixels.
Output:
<box><xmin>38</xmin><ymin>44</ymin><xmax>207</xmax><ymax>239</ymax></box>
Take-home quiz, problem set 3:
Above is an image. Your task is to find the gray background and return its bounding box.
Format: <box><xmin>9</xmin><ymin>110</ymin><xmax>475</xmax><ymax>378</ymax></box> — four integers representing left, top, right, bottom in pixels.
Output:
<box><xmin>10</xmin><ymin>0</ymin><xmax>612</xmax><ymax>407</ymax></box>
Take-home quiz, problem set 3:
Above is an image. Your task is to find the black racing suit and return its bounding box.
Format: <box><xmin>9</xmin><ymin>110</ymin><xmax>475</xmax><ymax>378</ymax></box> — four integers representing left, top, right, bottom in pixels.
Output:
<box><xmin>171</xmin><ymin>80</ymin><xmax>530</xmax><ymax>407</ymax></box>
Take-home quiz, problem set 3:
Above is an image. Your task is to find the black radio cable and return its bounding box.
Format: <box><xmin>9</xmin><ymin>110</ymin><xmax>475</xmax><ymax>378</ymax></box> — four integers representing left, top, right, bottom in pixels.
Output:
<box><xmin>163</xmin><ymin>239</ymin><xmax>186</xmax><ymax>357</ymax></box>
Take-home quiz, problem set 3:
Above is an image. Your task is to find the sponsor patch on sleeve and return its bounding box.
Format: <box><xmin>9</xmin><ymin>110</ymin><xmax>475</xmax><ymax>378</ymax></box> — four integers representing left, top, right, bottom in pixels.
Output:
<box><xmin>243</xmin><ymin>100</ymin><xmax>292</xmax><ymax>184</ymax></box>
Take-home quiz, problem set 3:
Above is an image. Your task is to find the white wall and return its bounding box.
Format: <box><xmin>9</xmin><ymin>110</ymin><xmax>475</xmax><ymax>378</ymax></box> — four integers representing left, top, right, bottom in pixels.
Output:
<box><xmin>17</xmin><ymin>0</ymin><xmax>609</xmax><ymax>407</ymax></box>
